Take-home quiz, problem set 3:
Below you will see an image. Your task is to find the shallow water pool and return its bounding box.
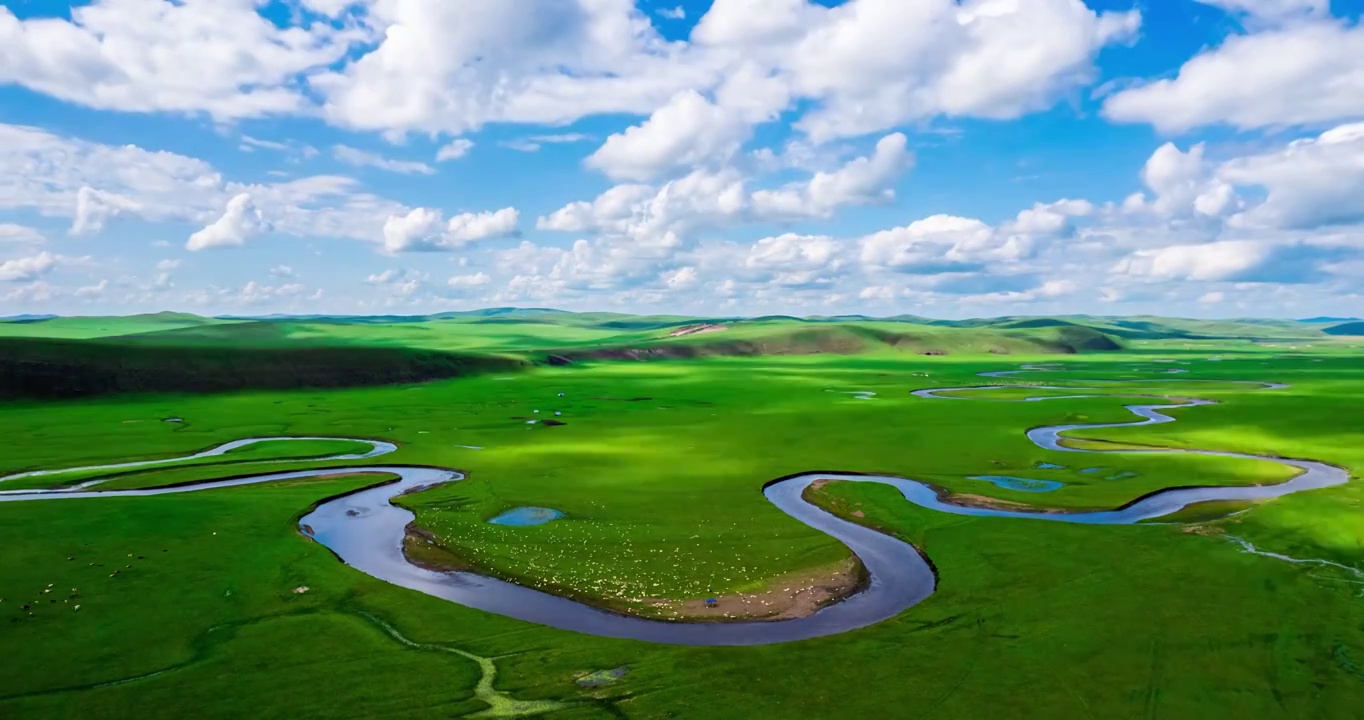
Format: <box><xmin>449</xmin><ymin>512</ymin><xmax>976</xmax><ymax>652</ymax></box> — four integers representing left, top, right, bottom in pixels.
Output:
<box><xmin>488</xmin><ymin>507</ymin><xmax>565</xmax><ymax>526</ymax></box>
<box><xmin>968</xmin><ymin>475</ymin><xmax>1065</xmax><ymax>493</ymax></box>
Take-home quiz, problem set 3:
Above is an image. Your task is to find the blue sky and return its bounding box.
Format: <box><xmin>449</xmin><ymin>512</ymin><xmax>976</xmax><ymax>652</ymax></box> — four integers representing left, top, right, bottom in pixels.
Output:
<box><xmin>1</xmin><ymin>0</ymin><xmax>1362</xmax><ymax>318</ymax></box>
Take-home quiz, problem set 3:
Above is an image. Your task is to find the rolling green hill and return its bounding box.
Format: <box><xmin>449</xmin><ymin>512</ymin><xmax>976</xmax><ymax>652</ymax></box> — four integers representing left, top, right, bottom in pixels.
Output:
<box><xmin>0</xmin><ymin>311</ymin><xmax>241</xmax><ymax>340</ymax></box>
<box><xmin>548</xmin><ymin>321</ymin><xmax>1123</xmax><ymax>362</ymax></box>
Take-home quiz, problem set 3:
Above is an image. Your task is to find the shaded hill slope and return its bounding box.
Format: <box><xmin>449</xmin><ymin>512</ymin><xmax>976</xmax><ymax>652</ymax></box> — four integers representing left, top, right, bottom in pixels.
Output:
<box><xmin>548</xmin><ymin>323</ymin><xmax>1122</xmax><ymax>362</ymax></box>
<box><xmin>1324</xmin><ymin>322</ymin><xmax>1364</xmax><ymax>336</ymax></box>
<box><xmin>0</xmin><ymin>337</ymin><xmax>523</xmax><ymax>399</ymax></box>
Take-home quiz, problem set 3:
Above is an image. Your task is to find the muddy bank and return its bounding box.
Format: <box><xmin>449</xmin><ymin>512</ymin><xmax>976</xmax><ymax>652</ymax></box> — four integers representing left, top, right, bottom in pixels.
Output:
<box><xmin>402</xmin><ymin>525</ymin><xmax>478</xmax><ymax>573</ymax></box>
<box><xmin>636</xmin><ymin>557</ymin><xmax>865</xmax><ymax>622</ymax></box>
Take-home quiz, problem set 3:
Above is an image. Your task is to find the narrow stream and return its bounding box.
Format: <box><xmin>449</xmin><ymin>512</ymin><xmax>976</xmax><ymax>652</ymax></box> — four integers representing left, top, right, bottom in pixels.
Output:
<box><xmin>0</xmin><ymin>373</ymin><xmax>1347</xmax><ymax>645</ymax></box>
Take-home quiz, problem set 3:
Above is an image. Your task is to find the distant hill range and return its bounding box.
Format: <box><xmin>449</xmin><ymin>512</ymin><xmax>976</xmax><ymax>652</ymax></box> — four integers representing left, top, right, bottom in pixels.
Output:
<box><xmin>213</xmin><ymin>307</ymin><xmax>575</xmax><ymax>324</ymax></box>
<box><xmin>1</xmin><ymin>309</ymin><xmax>1349</xmax><ymax>342</ymax></box>
<box><xmin>183</xmin><ymin>310</ymin><xmax>1357</xmax><ymax>339</ymax></box>
<box><xmin>0</xmin><ymin>309</ymin><xmax>1353</xmax><ymax>399</ymax></box>
<box><xmin>1323</xmin><ymin>321</ymin><xmax>1364</xmax><ymax>336</ymax></box>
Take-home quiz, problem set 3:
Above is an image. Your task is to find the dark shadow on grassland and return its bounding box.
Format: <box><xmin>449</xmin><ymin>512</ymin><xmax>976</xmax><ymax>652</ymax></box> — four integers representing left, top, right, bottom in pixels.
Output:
<box><xmin>0</xmin><ymin>337</ymin><xmax>526</xmax><ymax>400</ymax></box>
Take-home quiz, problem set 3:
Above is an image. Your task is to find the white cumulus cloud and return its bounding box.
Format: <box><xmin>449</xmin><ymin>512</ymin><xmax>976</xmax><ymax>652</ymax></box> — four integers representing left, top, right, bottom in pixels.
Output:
<box><xmin>861</xmin><ymin>214</ymin><xmax>1032</xmax><ymax>274</ymax></box>
<box><xmin>1104</xmin><ymin>21</ymin><xmax>1364</xmax><ymax>133</ymax></box>
<box><xmin>383</xmin><ymin>207</ymin><xmax>520</xmax><ymax>253</ymax></box>
<box><xmin>186</xmin><ymin>193</ymin><xmax>268</xmax><ymax>251</ymax></box>
<box><xmin>74</xmin><ymin>279</ymin><xmax>109</xmax><ymax>298</ymax></box>
<box><xmin>0</xmin><ymin>251</ymin><xmax>61</xmax><ymax>282</ymax></box>
<box><xmin>0</xmin><ymin>0</ymin><xmax>364</xmax><ymax>120</ymax></box>
<box><xmin>71</xmin><ymin>187</ymin><xmax>142</xmax><ymax>236</ymax></box>
<box><xmin>448</xmin><ymin>208</ymin><xmax>521</xmax><ymax>244</ymax></box>
<box><xmin>753</xmin><ymin>133</ymin><xmax>913</xmax><ymax>219</ymax></box>
<box><xmin>1220</xmin><ymin>123</ymin><xmax>1364</xmax><ymax>229</ymax></box>
<box><xmin>447</xmin><ymin>272</ymin><xmax>492</xmax><ymax>291</ymax></box>
<box><xmin>587</xmin><ymin>90</ymin><xmax>752</xmax><ymax>181</ymax></box>
<box><xmin>436</xmin><ymin>139</ymin><xmax>475</xmax><ymax>162</ymax></box>
<box><xmin>1123</xmin><ymin>143</ymin><xmax>1237</xmax><ymax>219</ymax></box>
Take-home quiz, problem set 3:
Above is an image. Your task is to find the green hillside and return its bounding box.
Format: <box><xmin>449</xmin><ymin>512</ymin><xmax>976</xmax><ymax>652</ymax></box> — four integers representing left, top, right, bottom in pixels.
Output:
<box><xmin>0</xmin><ymin>311</ymin><xmax>240</xmax><ymax>340</ymax></box>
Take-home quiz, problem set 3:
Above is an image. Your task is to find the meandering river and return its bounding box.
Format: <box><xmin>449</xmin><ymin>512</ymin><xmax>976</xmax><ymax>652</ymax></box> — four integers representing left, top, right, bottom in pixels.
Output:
<box><xmin>0</xmin><ymin>372</ymin><xmax>1347</xmax><ymax>645</ymax></box>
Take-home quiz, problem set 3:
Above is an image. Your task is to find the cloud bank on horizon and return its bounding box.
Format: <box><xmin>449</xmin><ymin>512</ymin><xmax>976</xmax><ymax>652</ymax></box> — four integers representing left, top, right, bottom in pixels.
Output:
<box><xmin>0</xmin><ymin>0</ymin><xmax>1360</xmax><ymax>318</ymax></box>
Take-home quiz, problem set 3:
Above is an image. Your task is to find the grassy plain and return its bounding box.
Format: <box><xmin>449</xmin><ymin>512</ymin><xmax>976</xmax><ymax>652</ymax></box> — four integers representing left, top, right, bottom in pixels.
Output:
<box><xmin>0</xmin><ymin>313</ymin><xmax>1360</xmax><ymax>718</ymax></box>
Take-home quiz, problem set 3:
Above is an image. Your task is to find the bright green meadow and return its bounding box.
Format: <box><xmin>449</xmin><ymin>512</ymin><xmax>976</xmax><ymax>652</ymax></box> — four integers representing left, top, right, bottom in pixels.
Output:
<box><xmin>0</xmin><ymin>311</ymin><xmax>1361</xmax><ymax>718</ymax></box>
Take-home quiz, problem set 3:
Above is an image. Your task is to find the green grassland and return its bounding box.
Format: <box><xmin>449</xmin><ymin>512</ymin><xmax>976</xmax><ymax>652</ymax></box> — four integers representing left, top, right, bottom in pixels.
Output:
<box><xmin>0</xmin><ymin>311</ymin><xmax>1360</xmax><ymax>718</ymax></box>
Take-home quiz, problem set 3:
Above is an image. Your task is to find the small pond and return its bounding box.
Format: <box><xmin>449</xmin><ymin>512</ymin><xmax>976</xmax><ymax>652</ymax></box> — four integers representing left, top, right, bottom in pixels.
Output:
<box><xmin>488</xmin><ymin>507</ymin><xmax>565</xmax><ymax>526</ymax></box>
<box><xmin>969</xmin><ymin>475</ymin><xmax>1064</xmax><ymax>493</ymax></box>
